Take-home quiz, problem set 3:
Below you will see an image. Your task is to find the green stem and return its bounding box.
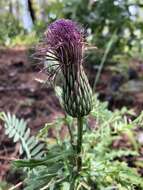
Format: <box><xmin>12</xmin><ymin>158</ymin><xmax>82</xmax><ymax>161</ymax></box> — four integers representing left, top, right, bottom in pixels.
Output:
<box><xmin>66</xmin><ymin>117</ymin><xmax>74</xmax><ymax>149</ymax></box>
<box><xmin>69</xmin><ymin>175</ymin><xmax>77</xmax><ymax>190</ymax></box>
<box><xmin>77</xmin><ymin>117</ymin><xmax>84</xmax><ymax>172</ymax></box>
<box><xmin>69</xmin><ymin>117</ymin><xmax>84</xmax><ymax>190</ymax></box>
<box><xmin>93</xmin><ymin>31</ymin><xmax>117</xmax><ymax>91</ymax></box>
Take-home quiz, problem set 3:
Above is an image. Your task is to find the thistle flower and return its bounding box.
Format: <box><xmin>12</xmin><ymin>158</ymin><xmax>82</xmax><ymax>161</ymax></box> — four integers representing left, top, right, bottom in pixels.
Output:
<box><xmin>37</xmin><ymin>19</ymin><xmax>92</xmax><ymax>117</ymax></box>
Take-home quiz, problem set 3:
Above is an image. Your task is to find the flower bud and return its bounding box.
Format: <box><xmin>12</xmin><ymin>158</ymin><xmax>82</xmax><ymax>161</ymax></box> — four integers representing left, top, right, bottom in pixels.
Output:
<box><xmin>37</xmin><ymin>19</ymin><xmax>93</xmax><ymax>117</ymax></box>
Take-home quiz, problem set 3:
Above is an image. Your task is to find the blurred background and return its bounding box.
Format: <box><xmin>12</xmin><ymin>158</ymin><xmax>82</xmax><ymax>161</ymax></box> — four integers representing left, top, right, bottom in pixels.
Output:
<box><xmin>0</xmin><ymin>0</ymin><xmax>143</xmax><ymax>188</ymax></box>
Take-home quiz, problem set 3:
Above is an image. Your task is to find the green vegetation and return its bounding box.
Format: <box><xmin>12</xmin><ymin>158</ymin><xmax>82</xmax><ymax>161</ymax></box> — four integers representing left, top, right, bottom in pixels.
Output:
<box><xmin>1</xmin><ymin>95</ymin><xmax>143</xmax><ymax>189</ymax></box>
<box><xmin>1</xmin><ymin>1</ymin><xmax>143</xmax><ymax>189</ymax></box>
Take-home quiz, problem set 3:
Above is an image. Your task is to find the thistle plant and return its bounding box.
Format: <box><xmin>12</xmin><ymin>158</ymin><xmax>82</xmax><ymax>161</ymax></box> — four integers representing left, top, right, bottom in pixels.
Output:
<box><xmin>2</xmin><ymin>19</ymin><xmax>143</xmax><ymax>190</ymax></box>
<box><xmin>37</xmin><ymin>19</ymin><xmax>93</xmax><ymax>188</ymax></box>
<box><xmin>37</xmin><ymin>19</ymin><xmax>92</xmax><ymax>117</ymax></box>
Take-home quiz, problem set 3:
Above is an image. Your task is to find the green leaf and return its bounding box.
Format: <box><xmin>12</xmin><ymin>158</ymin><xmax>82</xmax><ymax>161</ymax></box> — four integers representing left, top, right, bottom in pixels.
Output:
<box><xmin>13</xmin><ymin>149</ymin><xmax>74</xmax><ymax>169</ymax></box>
<box><xmin>1</xmin><ymin>112</ymin><xmax>45</xmax><ymax>159</ymax></box>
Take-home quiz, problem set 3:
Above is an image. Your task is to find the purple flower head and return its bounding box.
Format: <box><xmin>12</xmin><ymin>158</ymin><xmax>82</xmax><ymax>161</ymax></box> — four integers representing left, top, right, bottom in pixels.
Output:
<box><xmin>47</xmin><ymin>19</ymin><xmax>83</xmax><ymax>50</ymax></box>
<box><xmin>37</xmin><ymin>19</ymin><xmax>85</xmax><ymax>80</ymax></box>
<box><xmin>47</xmin><ymin>19</ymin><xmax>85</xmax><ymax>63</ymax></box>
<box><xmin>36</xmin><ymin>19</ymin><xmax>93</xmax><ymax>117</ymax></box>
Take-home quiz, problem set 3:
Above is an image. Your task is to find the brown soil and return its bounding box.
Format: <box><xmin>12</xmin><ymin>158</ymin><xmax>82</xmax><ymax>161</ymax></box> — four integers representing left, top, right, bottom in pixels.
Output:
<box><xmin>0</xmin><ymin>47</ymin><xmax>63</xmax><ymax>183</ymax></box>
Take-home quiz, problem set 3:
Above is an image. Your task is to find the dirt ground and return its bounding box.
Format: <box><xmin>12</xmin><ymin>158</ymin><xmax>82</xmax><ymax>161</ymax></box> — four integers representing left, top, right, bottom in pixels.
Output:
<box><xmin>0</xmin><ymin>47</ymin><xmax>143</xmax><ymax>185</ymax></box>
<box><xmin>0</xmin><ymin>47</ymin><xmax>63</xmax><ymax>182</ymax></box>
